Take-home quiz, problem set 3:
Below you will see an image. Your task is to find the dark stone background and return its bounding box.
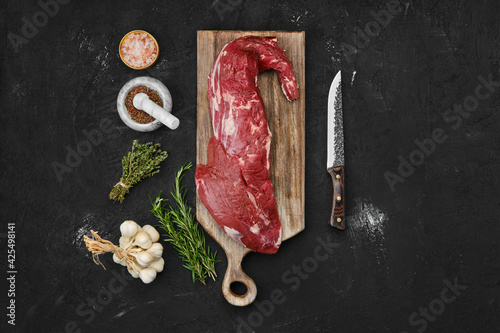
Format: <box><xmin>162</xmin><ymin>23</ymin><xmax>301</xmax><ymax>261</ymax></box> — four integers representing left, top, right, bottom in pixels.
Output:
<box><xmin>1</xmin><ymin>0</ymin><xmax>499</xmax><ymax>332</ymax></box>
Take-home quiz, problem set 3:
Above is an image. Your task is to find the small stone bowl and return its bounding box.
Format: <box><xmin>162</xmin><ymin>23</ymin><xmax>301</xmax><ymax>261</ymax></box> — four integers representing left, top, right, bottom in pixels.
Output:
<box><xmin>116</xmin><ymin>76</ymin><xmax>173</xmax><ymax>132</ymax></box>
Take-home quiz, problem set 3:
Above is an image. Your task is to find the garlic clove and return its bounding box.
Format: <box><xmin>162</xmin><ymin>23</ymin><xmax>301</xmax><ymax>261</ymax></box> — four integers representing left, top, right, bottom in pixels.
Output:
<box><xmin>134</xmin><ymin>251</ymin><xmax>154</xmax><ymax>267</ymax></box>
<box><xmin>142</xmin><ymin>225</ymin><xmax>160</xmax><ymax>242</ymax></box>
<box><xmin>149</xmin><ymin>258</ymin><xmax>165</xmax><ymax>273</ymax></box>
<box><xmin>133</xmin><ymin>232</ymin><xmax>152</xmax><ymax>249</ymax></box>
<box><xmin>120</xmin><ymin>220</ymin><xmax>140</xmax><ymax>238</ymax></box>
<box><xmin>139</xmin><ymin>267</ymin><xmax>157</xmax><ymax>284</ymax></box>
<box><xmin>147</xmin><ymin>243</ymin><xmax>163</xmax><ymax>259</ymax></box>
<box><xmin>119</xmin><ymin>236</ymin><xmax>133</xmax><ymax>249</ymax></box>
<box><xmin>113</xmin><ymin>253</ymin><xmax>127</xmax><ymax>266</ymax></box>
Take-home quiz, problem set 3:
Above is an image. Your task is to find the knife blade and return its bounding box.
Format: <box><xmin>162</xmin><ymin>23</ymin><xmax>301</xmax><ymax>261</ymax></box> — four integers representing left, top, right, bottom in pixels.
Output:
<box><xmin>327</xmin><ymin>70</ymin><xmax>345</xmax><ymax>230</ymax></box>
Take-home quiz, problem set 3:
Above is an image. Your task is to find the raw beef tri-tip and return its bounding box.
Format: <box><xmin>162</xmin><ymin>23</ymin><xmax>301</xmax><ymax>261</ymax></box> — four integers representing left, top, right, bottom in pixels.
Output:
<box><xmin>195</xmin><ymin>36</ymin><xmax>299</xmax><ymax>254</ymax></box>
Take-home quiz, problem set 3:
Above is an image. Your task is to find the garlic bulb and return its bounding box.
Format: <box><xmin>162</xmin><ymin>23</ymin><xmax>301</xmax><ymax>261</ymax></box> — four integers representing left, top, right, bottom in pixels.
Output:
<box><xmin>134</xmin><ymin>251</ymin><xmax>154</xmax><ymax>267</ymax></box>
<box><xmin>147</xmin><ymin>243</ymin><xmax>163</xmax><ymax>259</ymax></box>
<box><xmin>120</xmin><ymin>220</ymin><xmax>139</xmax><ymax>238</ymax></box>
<box><xmin>142</xmin><ymin>225</ymin><xmax>160</xmax><ymax>242</ymax></box>
<box><xmin>139</xmin><ymin>268</ymin><xmax>157</xmax><ymax>284</ymax></box>
<box><xmin>149</xmin><ymin>258</ymin><xmax>164</xmax><ymax>273</ymax></box>
<box><xmin>128</xmin><ymin>267</ymin><xmax>139</xmax><ymax>278</ymax></box>
<box><xmin>113</xmin><ymin>253</ymin><xmax>126</xmax><ymax>266</ymax></box>
<box><xmin>119</xmin><ymin>236</ymin><xmax>133</xmax><ymax>249</ymax></box>
<box><xmin>133</xmin><ymin>232</ymin><xmax>152</xmax><ymax>249</ymax></box>
<box><xmin>127</xmin><ymin>246</ymin><xmax>143</xmax><ymax>254</ymax></box>
<box><xmin>112</xmin><ymin>221</ymin><xmax>164</xmax><ymax>283</ymax></box>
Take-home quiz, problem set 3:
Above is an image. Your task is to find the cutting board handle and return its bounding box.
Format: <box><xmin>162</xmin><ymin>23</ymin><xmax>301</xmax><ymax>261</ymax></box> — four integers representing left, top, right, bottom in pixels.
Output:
<box><xmin>222</xmin><ymin>250</ymin><xmax>257</xmax><ymax>306</ymax></box>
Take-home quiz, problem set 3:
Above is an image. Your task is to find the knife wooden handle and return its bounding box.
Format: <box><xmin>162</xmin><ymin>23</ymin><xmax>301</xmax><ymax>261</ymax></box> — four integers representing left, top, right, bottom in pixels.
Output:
<box><xmin>328</xmin><ymin>166</ymin><xmax>345</xmax><ymax>230</ymax></box>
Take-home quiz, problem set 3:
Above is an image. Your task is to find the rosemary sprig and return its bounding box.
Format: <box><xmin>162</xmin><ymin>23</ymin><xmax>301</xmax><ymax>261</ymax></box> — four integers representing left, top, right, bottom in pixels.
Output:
<box><xmin>151</xmin><ymin>163</ymin><xmax>218</xmax><ymax>284</ymax></box>
<box><xmin>109</xmin><ymin>140</ymin><xmax>168</xmax><ymax>203</ymax></box>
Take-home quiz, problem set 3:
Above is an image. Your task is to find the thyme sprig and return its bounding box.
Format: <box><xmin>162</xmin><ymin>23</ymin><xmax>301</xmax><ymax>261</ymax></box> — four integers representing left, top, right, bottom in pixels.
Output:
<box><xmin>109</xmin><ymin>140</ymin><xmax>168</xmax><ymax>203</ymax></box>
<box><xmin>151</xmin><ymin>163</ymin><xmax>218</xmax><ymax>284</ymax></box>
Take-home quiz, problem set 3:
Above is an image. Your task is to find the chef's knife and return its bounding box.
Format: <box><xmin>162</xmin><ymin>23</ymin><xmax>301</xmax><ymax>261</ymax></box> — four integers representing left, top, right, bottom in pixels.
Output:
<box><xmin>327</xmin><ymin>71</ymin><xmax>345</xmax><ymax>230</ymax></box>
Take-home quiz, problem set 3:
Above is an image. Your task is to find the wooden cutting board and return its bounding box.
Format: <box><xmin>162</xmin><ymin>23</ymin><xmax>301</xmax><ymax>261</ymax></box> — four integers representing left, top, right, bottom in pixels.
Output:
<box><xmin>196</xmin><ymin>30</ymin><xmax>305</xmax><ymax>306</ymax></box>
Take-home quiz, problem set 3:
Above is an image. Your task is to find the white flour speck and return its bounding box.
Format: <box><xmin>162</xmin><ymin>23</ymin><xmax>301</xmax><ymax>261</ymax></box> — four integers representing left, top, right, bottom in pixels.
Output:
<box><xmin>73</xmin><ymin>213</ymin><xmax>96</xmax><ymax>246</ymax></box>
<box><xmin>349</xmin><ymin>198</ymin><xmax>387</xmax><ymax>235</ymax></box>
<box><xmin>351</xmin><ymin>71</ymin><xmax>357</xmax><ymax>86</ymax></box>
<box><xmin>327</xmin><ymin>39</ymin><xmax>342</xmax><ymax>66</ymax></box>
<box><xmin>12</xmin><ymin>83</ymin><xmax>26</xmax><ymax>98</ymax></box>
<box><xmin>348</xmin><ymin>198</ymin><xmax>388</xmax><ymax>265</ymax></box>
<box><xmin>74</xmin><ymin>225</ymin><xmax>90</xmax><ymax>245</ymax></box>
<box><xmin>114</xmin><ymin>310</ymin><xmax>127</xmax><ymax>319</ymax></box>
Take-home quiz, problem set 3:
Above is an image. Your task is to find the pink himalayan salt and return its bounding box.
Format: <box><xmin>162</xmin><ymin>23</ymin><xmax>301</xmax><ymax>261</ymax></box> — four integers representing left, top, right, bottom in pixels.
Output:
<box><xmin>121</xmin><ymin>32</ymin><xmax>157</xmax><ymax>68</ymax></box>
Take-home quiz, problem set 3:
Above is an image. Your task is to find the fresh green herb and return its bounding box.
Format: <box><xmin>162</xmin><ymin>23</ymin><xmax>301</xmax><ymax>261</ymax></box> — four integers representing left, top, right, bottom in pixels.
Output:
<box><xmin>110</xmin><ymin>140</ymin><xmax>168</xmax><ymax>203</ymax></box>
<box><xmin>151</xmin><ymin>163</ymin><xmax>218</xmax><ymax>284</ymax></box>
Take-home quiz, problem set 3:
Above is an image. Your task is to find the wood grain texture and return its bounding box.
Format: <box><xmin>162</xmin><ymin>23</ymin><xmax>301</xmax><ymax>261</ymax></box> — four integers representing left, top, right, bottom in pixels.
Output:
<box><xmin>196</xmin><ymin>30</ymin><xmax>305</xmax><ymax>306</ymax></box>
<box><xmin>328</xmin><ymin>166</ymin><xmax>345</xmax><ymax>230</ymax></box>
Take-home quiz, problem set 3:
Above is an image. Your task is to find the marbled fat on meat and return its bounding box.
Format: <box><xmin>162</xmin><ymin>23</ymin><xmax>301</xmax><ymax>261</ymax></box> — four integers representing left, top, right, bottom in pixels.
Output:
<box><xmin>195</xmin><ymin>36</ymin><xmax>299</xmax><ymax>254</ymax></box>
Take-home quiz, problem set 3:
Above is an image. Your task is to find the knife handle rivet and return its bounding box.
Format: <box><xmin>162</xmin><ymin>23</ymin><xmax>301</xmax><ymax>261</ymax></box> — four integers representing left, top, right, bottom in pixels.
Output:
<box><xmin>336</xmin><ymin>196</ymin><xmax>341</xmax><ymax>202</ymax></box>
<box><xmin>336</xmin><ymin>174</ymin><xmax>341</xmax><ymax>179</ymax></box>
<box><xmin>337</xmin><ymin>218</ymin><xmax>342</xmax><ymax>223</ymax></box>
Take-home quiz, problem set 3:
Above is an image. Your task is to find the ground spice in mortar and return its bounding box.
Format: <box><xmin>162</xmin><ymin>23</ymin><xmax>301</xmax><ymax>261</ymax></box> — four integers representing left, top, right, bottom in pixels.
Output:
<box><xmin>125</xmin><ymin>85</ymin><xmax>163</xmax><ymax>124</ymax></box>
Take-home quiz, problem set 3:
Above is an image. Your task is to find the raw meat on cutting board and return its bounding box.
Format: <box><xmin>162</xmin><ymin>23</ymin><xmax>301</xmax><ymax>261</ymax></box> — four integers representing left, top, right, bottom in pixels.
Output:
<box><xmin>195</xmin><ymin>36</ymin><xmax>299</xmax><ymax>254</ymax></box>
